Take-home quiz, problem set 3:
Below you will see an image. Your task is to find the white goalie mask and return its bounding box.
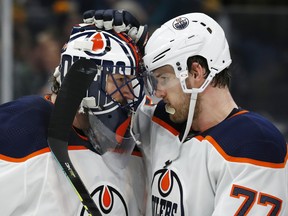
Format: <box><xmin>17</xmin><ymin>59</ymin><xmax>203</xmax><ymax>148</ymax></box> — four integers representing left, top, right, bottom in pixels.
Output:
<box><xmin>55</xmin><ymin>24</ymin><xmax>144</xmax><ymax>168</ymax></box>
<box><xmin>57</xmin><ymin>24</ymin><xmax>144</xmax><ymax>113</ymax></box>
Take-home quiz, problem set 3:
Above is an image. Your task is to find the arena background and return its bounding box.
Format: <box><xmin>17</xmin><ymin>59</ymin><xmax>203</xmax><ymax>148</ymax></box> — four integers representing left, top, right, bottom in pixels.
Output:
<box><xmin>1</xmin><ymin>0</ymin><xmax>287</xmax><ymax>139</ymax></box>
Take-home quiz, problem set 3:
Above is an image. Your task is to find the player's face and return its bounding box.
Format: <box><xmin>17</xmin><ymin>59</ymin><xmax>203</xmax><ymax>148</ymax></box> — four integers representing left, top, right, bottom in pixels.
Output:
<box><xmin>106</xmin><ymin>74</ymin><xmax>135</xmax><ymax>106</ymax></box>
<box><xmin>153</xmin><ymin>65</ymin><xmax>190</xmax><ymax>123</ymax></box>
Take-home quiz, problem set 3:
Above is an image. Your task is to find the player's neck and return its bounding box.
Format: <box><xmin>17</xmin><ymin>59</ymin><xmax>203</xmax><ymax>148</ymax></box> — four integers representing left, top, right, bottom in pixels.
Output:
<box><xmin>192</xmin><ymin>86</ymin><xmax>237</xmax><ymax>132</ymax></box>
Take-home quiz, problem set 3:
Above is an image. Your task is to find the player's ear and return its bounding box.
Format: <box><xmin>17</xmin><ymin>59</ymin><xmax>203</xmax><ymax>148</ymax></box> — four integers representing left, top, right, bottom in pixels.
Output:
<box><xmin>189</xmin><ymin>62</ymin><xmax>205</xmax><ymax>80</ymax></box>
<box><xmin>186</xmin><ymin>62</ymin><xmax>208</xmax><ymax>89</ymax></box>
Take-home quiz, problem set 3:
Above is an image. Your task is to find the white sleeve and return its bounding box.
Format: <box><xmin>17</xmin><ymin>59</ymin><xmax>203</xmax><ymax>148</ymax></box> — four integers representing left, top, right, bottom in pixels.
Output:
<box><xmin>0</xmin><ymin>153</ymin><xmax>77</xmax><ymax>215</ymax></box>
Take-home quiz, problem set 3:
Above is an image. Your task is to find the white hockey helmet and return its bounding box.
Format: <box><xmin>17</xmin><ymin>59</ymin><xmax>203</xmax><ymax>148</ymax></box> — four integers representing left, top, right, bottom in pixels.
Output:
<box><xmin>143</xmin><ymin>12</ymin><xmax>231</xmax><ymax>94</ymax></box>
<box><xmin>143</xmin><ymin>13</ymin><xmax>232</xmax><ymax>145</ymax></box>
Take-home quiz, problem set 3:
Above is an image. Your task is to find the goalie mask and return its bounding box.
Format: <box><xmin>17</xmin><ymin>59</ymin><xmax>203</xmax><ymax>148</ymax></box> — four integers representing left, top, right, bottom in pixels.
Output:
<box><xmin>55</xmin><ymin>24</ymin><xmax>144</xmax><ymax>169</ymax></box>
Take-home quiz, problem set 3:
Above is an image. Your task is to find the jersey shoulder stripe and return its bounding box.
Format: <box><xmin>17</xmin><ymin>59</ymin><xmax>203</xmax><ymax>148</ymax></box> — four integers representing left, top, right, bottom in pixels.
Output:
<box><xmin>0</xmin><ymin>95</ymin><xmax>53</xmax><ymax>160</ymax></box>
<box><xmin>200</xmin><ymin>111</ymin><xmax>287</xmax><ymax>166</ymax></box>
<box><xmin>0</xmin><ymin>96</ymin><xmax>91</xmax><ymax>162</ymax></box>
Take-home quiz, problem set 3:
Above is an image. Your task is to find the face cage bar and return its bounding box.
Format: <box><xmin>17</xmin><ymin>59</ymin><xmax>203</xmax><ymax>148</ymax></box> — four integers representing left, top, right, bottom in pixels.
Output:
<box><xmin>102</xmin><ymin>65</ymin><xmax>144</xmax><ymax>112</ymax></box>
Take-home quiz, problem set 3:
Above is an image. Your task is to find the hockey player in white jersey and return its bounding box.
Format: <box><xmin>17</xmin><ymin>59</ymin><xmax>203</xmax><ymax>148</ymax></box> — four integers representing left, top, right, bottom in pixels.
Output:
<box><xmin>0</xmin><ymin>22</ymin><xmax>147</xmax><ymax>215</ymax></box>
<box><xmin>132</xmin><ymin>12</ymin><xmax>288</xmax><ymax>215</ymax></box>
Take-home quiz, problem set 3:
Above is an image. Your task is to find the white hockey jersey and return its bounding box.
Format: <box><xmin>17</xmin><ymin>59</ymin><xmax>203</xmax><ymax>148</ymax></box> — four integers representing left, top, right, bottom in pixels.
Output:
<box><xmin>0</xmin><ymin>95</ymin><xmax>146</xmax><ymax>216</ymax></box>
<box><xmin>134</xmin><ymin>97</ymin><xmax>288</xmax><ymax>216</ymax></box>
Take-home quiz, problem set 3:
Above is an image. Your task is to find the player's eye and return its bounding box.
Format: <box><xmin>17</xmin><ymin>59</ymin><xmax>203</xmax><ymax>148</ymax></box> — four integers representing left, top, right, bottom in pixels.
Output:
<box><xmin>157</xmin><ymin>74</ymin><xmax>170</xmax><ymax>85</ymax></box>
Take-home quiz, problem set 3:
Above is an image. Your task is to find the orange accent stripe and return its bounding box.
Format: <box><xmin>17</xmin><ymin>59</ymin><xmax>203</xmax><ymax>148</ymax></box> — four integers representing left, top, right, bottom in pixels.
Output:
<box><xmin>116</xmin><ymin>33</ymin><xmax>140</xmax><ymax>68</ymax></box>
<box><xmin>44</xmin><ymin>94</ymin><xmax>54</xmax><ymax>104</ymax></box>
<box><xmin>131</xmin><ymin>150</ymin><xmax>142</xmax><ymax>157</ymax></box>
<box><xmin>145</xmin><ymin>96</ymin><xmax>154</xmax><ymax>106</ymax></box>
<box><xmin>152</xmin><ymin>116</ymin><xmax>179</xmax><ymax>136</ymax></box>
<box><xmin>72</xmin><ymin>127</ymin><xmax>89</xmax><ymax>141</ymax></box>
<box><xmin>0</xmin><ymin>146</ymin><xmax>88</xmax><ymax>163</ymax></box>
<box><xmin>0</xmin><ymin>147</ymin><xmax>51</xmax><ymax>163</ymax></box>
<box><xmin>68</xmin><ymin>146</ymin><xmax>88</xmax><ymax>150</ymax></box>
<box><xmin>228</xmin><ymin>110</ymin><xmax>249</xmax><ymax>119</ymax></box>
<box><xmin>205</xmin><ymin>135</ymin><xmax>288</xmax><ymax>168</ymax></box>
<box><xmin>44</xmin><ymin>94</ymin><xmax>51</xmax><ymax>101</ymax></box>
<box><xmin>115</xmin><ymin>117</ymin><xmax>131</xmax><ymax>143</ymax></box>
<box><xmin>194</xmin><ymin>135</ymin><xmax>204</xmax><ymax>141</ymax></box>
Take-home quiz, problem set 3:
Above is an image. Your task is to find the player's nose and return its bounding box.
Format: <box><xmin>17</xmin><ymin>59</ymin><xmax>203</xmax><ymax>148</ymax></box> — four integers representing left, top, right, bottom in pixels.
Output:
<box><xmin>154</xmin><ymin>88</ymin><xmax>166</xmax><ymax>98</ymax></box>
<box><xmin>121</xmin><ymin>85</ymin><xmax>135</xmax><ymax>100</ymax></box>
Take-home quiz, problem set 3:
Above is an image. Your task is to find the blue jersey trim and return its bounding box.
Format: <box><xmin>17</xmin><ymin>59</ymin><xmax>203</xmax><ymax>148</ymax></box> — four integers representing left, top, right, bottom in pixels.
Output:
<box><xmin>202</xmin><ymin>111</ymin><xmax>287</xmax><ymax>164</ymax></box>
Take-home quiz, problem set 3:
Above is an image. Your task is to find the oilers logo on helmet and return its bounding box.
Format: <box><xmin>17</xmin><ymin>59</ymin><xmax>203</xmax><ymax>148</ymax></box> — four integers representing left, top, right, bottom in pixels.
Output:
<box><xmin>172</xmin><ymin>17</ymin><xmax>189</xmax><ymax>30</ymax></box>
<box><xmin>152</xmin><ymin>169</ymin><xmax>184</xmax><ymax>216</ymax></box>
<box><xmin>80</xmin><ymin>184</ymin><xmax>128</xmax><ymax>215</ymax></box>
<box><xmin>143</xmin><ymin>12</ymin><xmax>231</xmax><ymax>89</ymax></box>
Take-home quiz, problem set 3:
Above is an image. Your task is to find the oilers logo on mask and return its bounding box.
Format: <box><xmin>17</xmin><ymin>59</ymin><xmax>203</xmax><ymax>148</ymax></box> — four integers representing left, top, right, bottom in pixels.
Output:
<box><xmin>59</xmin><ymin>53</ymin><xmax>130</xmax><ymax>113</ymax></box>
<box><xmin>151</xmin><ymin>169</ymin><xmax>184</xmax><ymax>216</ymax></box>
<box><xmin>59</xmin><ymin>54</ymin><xmax>128</xmax><ymax>81</ymax></box>
<box><xmin>59</xmin><ymin>29</ymin><xmax>136</xmax><ymax>81</ymax></box>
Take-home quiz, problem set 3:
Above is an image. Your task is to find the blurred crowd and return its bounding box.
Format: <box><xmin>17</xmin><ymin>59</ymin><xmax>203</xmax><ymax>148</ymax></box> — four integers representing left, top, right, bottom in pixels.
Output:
<box><xmin>10</xmin><ymin>0</ymin><xmax>221</xmax><ymax>97</ymax></box>
<box><xmin>4</xmin><ymin>0</ymin><xmax>288</xmax><ymax>138</ymax></box>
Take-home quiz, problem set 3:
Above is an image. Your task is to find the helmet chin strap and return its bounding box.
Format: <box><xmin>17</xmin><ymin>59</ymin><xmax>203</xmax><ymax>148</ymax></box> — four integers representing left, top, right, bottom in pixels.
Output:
<box><xmin>163</xmin><ymin>92</ymin><xmax>198</xmax><ymax>168</ymax></box>
<box><xmin>178</xmin><ymin>69</ymin><xmax>217</xmax><ymax>143</ymax></box>
<box><xmin>164</xmin><ymin>70</ymin><xmax>216</xmax><ymax>168</ymax></box>
<box><xmin>130</xmin><ymin>112</ymin><xmax>141</xmax><ymax>145</ymax></box>
<box><xmin>181</xmin><ymin>92</ymin><xmax>198</xmax><ymax>143</ymax></box>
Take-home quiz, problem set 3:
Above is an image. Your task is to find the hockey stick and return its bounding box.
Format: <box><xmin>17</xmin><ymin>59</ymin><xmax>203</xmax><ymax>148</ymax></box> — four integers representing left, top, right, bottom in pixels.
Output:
<box><xmin>48</xmin><ymin>59</ymin><xmax>102</xmax><ymax>216</ymax></box>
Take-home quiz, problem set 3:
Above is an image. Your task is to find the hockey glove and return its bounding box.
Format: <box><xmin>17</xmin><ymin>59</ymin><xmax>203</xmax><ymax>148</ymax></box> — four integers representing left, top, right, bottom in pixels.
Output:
<box><xmin>83</xmin><ymin>9</ymin><xmax>148</xmax><ymax>51</ymax></box>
